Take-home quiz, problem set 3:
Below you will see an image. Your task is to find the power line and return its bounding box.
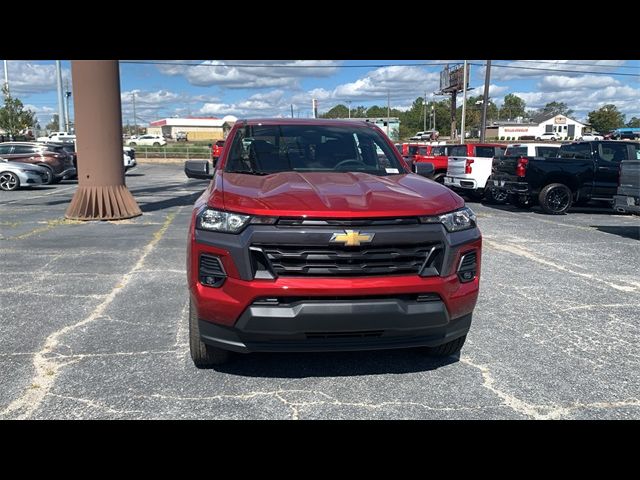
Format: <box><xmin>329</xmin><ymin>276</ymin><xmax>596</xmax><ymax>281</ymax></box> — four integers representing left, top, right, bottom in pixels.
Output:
<box><xmin>470</xmin><ymin>62</ymin><xmax>640</xmax><ymax>77</ymax></box>
<box><xmin>513</xmin><ymin>60</ymin><xmax>639</xmax><ymax>69</ymax></box>
<box><xmin>120</xmin><ymin>60</ymin><xmax>461</xmax><ymax>69</ymax></box>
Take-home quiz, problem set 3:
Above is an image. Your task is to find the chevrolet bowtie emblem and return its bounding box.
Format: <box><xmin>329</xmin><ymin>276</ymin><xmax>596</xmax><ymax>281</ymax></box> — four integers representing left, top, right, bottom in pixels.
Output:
<box><xmin>330</xmin><ymin>230</ymin><xmax>375</xmax><ymax>247</ymax></box>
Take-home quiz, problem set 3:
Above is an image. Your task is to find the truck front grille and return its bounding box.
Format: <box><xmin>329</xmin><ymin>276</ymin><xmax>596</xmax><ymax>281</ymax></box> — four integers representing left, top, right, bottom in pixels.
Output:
<box><xmin>252</xmin><ymin>243</ymin><xmax>443</xmax><ymax>277</ymax></box>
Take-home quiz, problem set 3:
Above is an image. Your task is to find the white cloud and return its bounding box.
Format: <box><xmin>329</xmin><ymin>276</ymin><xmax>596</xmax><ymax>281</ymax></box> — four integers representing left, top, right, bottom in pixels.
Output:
<box><xmin>538</xmin><ymin>75</ymin><xmax>620</xmax><ymax>91</ymax></box>
<box><xmin>489</xmin><ymin>60</ymin><xmax>628</xmax><ymax>80</ymax></box>
<box><xmin>158</xmin><ymin>60</ymin><xmax>342</xmax><ymax>89</ymax></box>
<box><xmin>4</xmin><ymin>61</ymin><xmax>71</xmax><ymax>94</ymax></box>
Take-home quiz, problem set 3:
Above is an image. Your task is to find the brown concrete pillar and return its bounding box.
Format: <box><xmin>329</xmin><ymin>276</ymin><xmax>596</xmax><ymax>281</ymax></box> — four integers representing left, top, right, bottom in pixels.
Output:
<box><xmin>65</xmin><ymin>61</ymin><xmax>141</xmax><ymax>220</ymax></box>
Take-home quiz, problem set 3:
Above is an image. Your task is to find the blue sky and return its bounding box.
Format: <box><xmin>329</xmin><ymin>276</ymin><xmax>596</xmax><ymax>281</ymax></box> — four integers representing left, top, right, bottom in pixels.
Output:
<box><xmin>4</xmin><ymin>60</ymin><xmax>639</xmax><ymax>127</ymax></box>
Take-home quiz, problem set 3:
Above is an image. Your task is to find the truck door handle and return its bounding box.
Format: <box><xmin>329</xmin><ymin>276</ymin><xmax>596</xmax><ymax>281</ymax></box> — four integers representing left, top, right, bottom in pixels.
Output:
<box><xmin>597</xmin><ymin>166</ymin><xmax>608</xmax><ymax>171</ymax></box>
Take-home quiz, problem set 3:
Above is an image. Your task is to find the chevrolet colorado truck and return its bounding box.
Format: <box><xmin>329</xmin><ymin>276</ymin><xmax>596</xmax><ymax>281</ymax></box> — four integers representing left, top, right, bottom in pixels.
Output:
<box><xmin>185</xmin><ymin>119</ymin><xmax>482</xmax><ymax>367</ymax></box>
<box><xmin>492</xmin><ymin>141</ymin><xmax>640</xmax><ymax>214</ymax></box>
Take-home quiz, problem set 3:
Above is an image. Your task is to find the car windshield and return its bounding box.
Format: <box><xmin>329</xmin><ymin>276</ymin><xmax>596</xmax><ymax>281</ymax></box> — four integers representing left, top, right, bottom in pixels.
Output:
<box><xmin>224</xmin><ymin>124</ymin><xmax>405</xmax><ymax>175</ymax></box>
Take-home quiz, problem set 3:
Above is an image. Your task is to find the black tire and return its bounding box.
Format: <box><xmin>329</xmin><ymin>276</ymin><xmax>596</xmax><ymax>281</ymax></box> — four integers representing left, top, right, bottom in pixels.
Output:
<box><xmin>51</xmin><ymin>176</ymin><xmax>63</xmax><ymax>184</ymax></box>
<box><xmin>484</xmin><ymin>185</ymin><xmax>508</xmax><ymax>204</ymax></box>
<box><xmin>0</xmin><ymin>171</ymin><xmax>20</xmax><ymax>191</ymax></box>
<box><xmin>189</xmin><ymin>299</ymin><xmax>231</xmax><ymax>367</ymax></box>
<box><xmin>432</xmin><ymin>173</ymin><xmax>446</xmax><ymax>184</ymax></box>
<box><xmin>423</xmin><ymin>335</ymin><xmax>467</xmax><ymax>357</ymax></box>
<box><xmin>129</xmin><ymin>142</ymin><xmax>137</xmax><ymax>147</ymax></box>
<box><xmin>38</xmin><ymin>164</ymin><xmax>54</xmax><ymax>185</ymax></box>
<box><xmin>153</xmin><ymin>142</ymin><xmax>160</xmax><ymax>147</ymax></box>
<box><xmin>538</xmin><ymin>183</ymin><xmax>573</xmax><ymax>215</ymax></box>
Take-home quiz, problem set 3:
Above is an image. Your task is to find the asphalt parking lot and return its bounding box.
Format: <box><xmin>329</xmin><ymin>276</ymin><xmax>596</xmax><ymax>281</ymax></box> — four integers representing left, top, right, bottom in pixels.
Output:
<box><xmin>1</xmin><ymin>163</ymin><xmax>638</xmax><ymax>419</ymax></box>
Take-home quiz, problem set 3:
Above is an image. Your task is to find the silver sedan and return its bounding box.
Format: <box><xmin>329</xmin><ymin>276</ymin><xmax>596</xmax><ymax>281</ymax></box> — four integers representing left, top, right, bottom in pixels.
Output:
<box><xmin>0</xmin><ymin>160</ymin><xmax>48</xmax><ymax>191</ymax></box>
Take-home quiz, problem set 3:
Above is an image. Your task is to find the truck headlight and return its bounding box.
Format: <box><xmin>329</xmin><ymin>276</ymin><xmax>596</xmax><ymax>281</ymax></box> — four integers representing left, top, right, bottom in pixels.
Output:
<box><xmin>197</xmin><ymin>208</ymin><xmax>251</xmax><ymax>233</ymax></box>
<box><xmin>419</xmin><ymin>207</ymin><xmax>477</xmax><ymax>232</ymax></box>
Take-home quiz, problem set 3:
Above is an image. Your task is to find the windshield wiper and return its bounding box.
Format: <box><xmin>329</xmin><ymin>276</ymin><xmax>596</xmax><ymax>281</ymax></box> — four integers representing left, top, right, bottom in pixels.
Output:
<box><xmin>225</xmin><ymin>169</ymin><xmax>270</xmax><ymax>176</ymax></box>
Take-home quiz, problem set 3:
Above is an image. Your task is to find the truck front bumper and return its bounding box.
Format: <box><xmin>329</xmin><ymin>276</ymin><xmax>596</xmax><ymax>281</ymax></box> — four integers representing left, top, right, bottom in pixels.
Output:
<box><xmin>198</xmin><ymin>299</ymin><xmax>472</xmax><ymax>353</ymax></box>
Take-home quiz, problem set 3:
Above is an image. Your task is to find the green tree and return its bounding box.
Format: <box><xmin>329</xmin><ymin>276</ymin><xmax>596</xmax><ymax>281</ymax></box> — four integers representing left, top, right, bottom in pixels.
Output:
<box><xmin>320</xmin><ymin>104</ymin><xmax>349</xmax><ymax>119</ymax></box>
<box><xmin>0</xmin><ymin>85</ymin><xmax>37</xmax><ymax>137</ymax></box>
<box><xmin>499</xmin><ymin>94</ymin><xmax>526</xmax><ymax>120</ymax></box>
<box><xmin>46</xmin><ymin>114</ymin><xmax>60</xmax><ymax>131</ymax></box>
<box><xmin>627</xmin><ymin>117</ymin><xmax>640</xmax><ymax>128</ymax></box>
<box><xmin>587</xmin><ymin>104</ymin><xmax>625</xmax><ymax>134</ymax></box>
<box><xmin>540</xmin><ymin>101</ymin><xmax>574</xmax><ymax>118</ymax></box>
<box><xmin>350</xmin><ymin>105</ymin><xmax>367</xmax><ymax>118</ymax></box>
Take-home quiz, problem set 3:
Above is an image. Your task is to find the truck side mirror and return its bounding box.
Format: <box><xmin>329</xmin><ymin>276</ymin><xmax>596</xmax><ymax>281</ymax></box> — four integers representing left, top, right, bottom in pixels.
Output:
<box><xmin>184</xmin><ymin>160</ymin><xmax>214</xmax><ymax>180</ymax></box>
<box><xmin>413</xmin><ymin>162</ymin><xmax>435</xmax><ymax>178</ymax></box>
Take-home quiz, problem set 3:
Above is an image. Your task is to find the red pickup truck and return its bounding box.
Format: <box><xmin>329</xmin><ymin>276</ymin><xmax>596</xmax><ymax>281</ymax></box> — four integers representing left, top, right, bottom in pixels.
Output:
<box><xmin>185</xmin><ymin>119</ymin><xmax>482</xmax><ymax>366</ymax></box>
<box><xmin>210</xmin><ymin>140</ymin><xmax>225</xmax><ymax>165</ymax></box>
<box><xmin>413</xmin><ymin>144</ymin><xmax>451</xmax><ymax>184</ymax></box>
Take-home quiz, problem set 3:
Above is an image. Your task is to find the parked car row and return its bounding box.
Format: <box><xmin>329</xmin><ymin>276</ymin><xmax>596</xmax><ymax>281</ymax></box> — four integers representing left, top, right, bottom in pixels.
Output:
<box><xmin>401</xmin><ymin>139</ymin><xmax>640</xmax><ymax>215</ymax></box>
<box><xmin>0</xmin><ymin>141</ymin><xmax>137</xmax><ymax>191</ymax></box>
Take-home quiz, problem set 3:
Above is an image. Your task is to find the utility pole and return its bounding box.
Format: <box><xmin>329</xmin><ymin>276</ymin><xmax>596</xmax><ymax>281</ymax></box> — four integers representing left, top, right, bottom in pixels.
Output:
<box><xmin>64</xmin><ymin>78</ymin><xmax>72</xmax><ymax>132</ymax></box>
<box><xmin>387</xmin><ymin>90</ymin><xmax>390</xmax><ymax>136</ymax></box>
<box><xmin>432</xmin><ymin>105</ymin><xmax>435</xmax><ymax>134</ymax></box>
<box><xmin>480</xmin><ymin>60</ymin><xmax>492</xmax><ymax>143</ymax></box>
<box><xmin>56</xmin><ymin>61</ymin><xmax>66</xmax><ymax>132</ymax></box>
<box><xmin>291</xmin><ymin>104</ymin><xmax>294</xmax><ymax>118</ymax></box>
<box><xmin>346</xmin><ymin>100</ymin><xmax>352</xmax><ymax>119</ymax></box>
<box><xmin>460</xmin><ymin>60</ymin><xmax>468</xmax><ymax>144</ymax></box>
<box><xmin>132</xmin><ymin>92</ymin><xmax>137</xmax><ymax>136</ymax></box>
<box><xmin>423</xmin><ymin>91</ymin><xmax>427</xmax><ymax>132</ymax></box>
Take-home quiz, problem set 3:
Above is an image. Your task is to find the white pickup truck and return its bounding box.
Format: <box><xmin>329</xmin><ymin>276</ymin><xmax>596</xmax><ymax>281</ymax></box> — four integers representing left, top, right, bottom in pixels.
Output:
<box><xmin>37</xmin><ymin>131</ymin><xmax>76</xmax><ymax>143</ymax></box>
<box><xmin>444</xmin><ymin>143</ymin><xmax>506</xmax><ymax>199</ymax></box>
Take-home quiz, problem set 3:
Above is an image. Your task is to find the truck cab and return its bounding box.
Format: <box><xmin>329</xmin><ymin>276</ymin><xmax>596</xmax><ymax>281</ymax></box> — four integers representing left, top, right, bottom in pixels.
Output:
<box><xmin>444</xmin><ymin>143</ymin><xmax>506</xmax><ymax>198</ymax></box>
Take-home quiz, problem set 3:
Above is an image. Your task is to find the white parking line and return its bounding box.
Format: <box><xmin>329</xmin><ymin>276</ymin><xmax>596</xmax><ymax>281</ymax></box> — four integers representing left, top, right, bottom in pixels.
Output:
<box><xmin>0</xmin><ymin>185</ymin><xmax>76</xmax><ymax>206</ymax></box>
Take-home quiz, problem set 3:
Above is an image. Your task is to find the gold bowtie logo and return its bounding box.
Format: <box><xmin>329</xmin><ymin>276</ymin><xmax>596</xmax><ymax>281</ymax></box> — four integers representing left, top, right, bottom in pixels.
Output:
<box><xmin>330</xmin><ymin>230</ymin><xmax>375</xmax><ymax>247</ymax></box>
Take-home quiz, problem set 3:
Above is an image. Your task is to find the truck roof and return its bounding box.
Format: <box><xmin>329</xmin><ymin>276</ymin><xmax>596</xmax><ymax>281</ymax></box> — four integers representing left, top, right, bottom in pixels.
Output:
<box><xmin>235</xmin><ymin>118</ymin><xmax>379</xmax><ymax>128</ymax></box>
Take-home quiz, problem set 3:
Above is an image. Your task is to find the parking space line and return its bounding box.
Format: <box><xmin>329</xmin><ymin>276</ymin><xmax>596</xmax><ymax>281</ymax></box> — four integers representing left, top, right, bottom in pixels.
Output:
<box><xmin>0</xmin><ymin>209</ymin><xmax>180</xmax><ymax>420</ymax></box>
<box><xmin>0</xmin><ymin>185</ymin><xmax>76</xmax><ymax>206</ymax></box>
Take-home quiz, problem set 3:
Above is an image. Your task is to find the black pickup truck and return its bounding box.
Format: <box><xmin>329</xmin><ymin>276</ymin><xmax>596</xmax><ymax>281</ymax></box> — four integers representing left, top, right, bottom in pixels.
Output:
<box><xmin>491</xmin><ymin>141</ymin><xmax>640</xmax><ymax>214</ymax></box>
<box><xmin>614</xmin><ymin>160</ymin><xmax>640</xmax><ymax>214</ymax></box>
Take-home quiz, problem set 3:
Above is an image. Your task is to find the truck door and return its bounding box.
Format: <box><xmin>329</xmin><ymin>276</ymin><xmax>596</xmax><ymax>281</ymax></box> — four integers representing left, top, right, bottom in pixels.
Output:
<box><xmin>593</xmin><ymin>143</ymin><xmax>633</xmax><ymax>198</ymax></box>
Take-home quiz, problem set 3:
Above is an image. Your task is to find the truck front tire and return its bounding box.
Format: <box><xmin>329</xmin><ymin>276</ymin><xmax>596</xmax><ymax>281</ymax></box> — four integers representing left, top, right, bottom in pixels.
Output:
<box><xmin>189</xmin><ymin>299</ymin><xmax>231</xmax><ymax>367</ymax></box>
<box><xmin>538</xmin><ymin>183</ymin><xmax>573</xmax><ymax>215</ymax></box>
<box><xmin>423</xmin><ymin>334</ymin><xmax>467</xmax><ymax>357</ymax></box>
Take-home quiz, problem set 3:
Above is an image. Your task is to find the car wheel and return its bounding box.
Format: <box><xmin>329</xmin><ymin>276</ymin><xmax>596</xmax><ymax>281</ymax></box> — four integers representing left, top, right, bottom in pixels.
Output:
<box><xmin>153</xmin><ymin>142</ymin><xmax>160</xmax><ymax>147</ymax></box>
<box><xmin>38</xmin><ymin>164</ymin><xmax>54</xmax><ymax>185</ymax></box>
<box><xmin>129</xmin><ymin>142</ymin><xmax>137</xmax><ymax>147</ymax></box>
<box><xmin>189</xmin><ymin>298</ymin><xmax>231</xmax><ymax>368</ymax></box>
<box><xmin>538</xmin><ymin>183</ymin><xmax>573</xmax><ymax>215</ymax></box>
<box><xmin>422</xmin><ymin>334</ymin><xmax>466</xmax><ymax>357</ymax></box>
<box><xmin>0</xmin><ymin>171</ymin><xmax>20</xmax><ymax>191</ymax></box>
<box><xmin>484</xmin><ymin>185</ymin><xmax>508</xmax><ymax>204</ymax></box>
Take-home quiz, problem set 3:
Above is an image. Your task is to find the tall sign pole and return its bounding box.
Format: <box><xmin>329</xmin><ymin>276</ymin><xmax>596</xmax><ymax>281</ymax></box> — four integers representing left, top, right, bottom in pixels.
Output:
<box><xmin>480</xmin><ymin>60</ymin><xmax>492</xmax><ymax>143</ymax></box>
<box><xmin>56</xmin><ymin>61</ymin><xmax>66</xmax><ymax>132</ymax></box>
<box><xmin>66</xmin><ymin>61</ymin><xmax>141</xmax><ymax>220</ymax></box>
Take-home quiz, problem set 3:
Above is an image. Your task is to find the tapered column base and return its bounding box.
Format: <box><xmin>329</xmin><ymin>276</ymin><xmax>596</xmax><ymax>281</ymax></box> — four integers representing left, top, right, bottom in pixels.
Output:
<box><xmin>65</xmin><ymin>184</ymin><xmax>142</xmax><ymax>220</ymax></box>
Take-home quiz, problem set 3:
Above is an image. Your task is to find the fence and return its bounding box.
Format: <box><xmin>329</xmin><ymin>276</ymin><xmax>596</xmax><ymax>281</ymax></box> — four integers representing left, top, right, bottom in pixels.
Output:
<box><xmin>128</xmin><ymin>144</ymin><xmax>210</xmax><ymax>160</ymax></box>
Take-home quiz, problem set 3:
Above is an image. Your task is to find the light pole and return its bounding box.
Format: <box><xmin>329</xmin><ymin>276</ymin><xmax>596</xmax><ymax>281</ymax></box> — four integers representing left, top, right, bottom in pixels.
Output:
<box><xmin>423</xmin><ymin>91</ymin><xmax>427</xmax><ymax>132</ymax></box>
<box><xmin>346</xmin><ymin>100</ymin><xmax>352</xmax><ymax>119</ymax></box>
<box><xmin>56</xmin><ymin>61</ymin><xmax>66</xmax><ymax>132</ymax></box>
<box><xmin>480</xmin><ymin>60</ymin><xmax>491</xmax><ymax>143</ymax></box>
<box><xmin>3</xmin><ymin>60</ymin><xmax>8</xmax><ymax>95</ymax></box>
<box><xmin>460</xmin><ymin>60</ymin><xmax>468</xmax><ymax>144</ymax></box>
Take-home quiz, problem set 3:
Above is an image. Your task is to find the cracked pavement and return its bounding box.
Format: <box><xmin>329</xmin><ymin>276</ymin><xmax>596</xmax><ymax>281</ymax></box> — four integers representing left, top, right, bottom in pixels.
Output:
<box><xmin>1</xmin><ymin>163</ymin><xmax>639</xmax><ymax>419</ymax></box>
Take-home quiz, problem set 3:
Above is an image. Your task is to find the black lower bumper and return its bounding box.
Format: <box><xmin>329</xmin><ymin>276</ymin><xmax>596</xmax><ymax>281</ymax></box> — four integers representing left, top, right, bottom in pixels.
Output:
<box><xmin>490</xmin><ymin>178</ymin><xmax>530</xmax><ymax>195</ymax></box>
<box><xmin>199</xmin><ymin>298</ymin><xmax>472</xmax><ymax>353</ymax></box>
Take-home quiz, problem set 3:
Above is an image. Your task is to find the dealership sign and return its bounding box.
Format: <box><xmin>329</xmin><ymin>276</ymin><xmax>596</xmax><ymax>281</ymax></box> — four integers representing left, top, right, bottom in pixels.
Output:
<box><xmin>554</xmin><ymin>116</ymin><xmax>567</xmax><ymax>124</ymax></box>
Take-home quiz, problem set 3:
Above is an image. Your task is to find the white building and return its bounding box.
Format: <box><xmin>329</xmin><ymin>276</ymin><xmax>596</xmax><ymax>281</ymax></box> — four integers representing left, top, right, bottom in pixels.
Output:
<box><xmin>485</xmin><ymin>114</ymin><xmax>587</xmax><ymax>140</ymax></box>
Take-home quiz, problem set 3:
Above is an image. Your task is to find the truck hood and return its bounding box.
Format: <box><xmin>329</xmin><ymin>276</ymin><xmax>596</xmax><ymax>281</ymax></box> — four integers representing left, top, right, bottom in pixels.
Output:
<box><xmin>216</xmin><ymin>171</ymin><xmax>464</xmax><ymax>217</ymax></box>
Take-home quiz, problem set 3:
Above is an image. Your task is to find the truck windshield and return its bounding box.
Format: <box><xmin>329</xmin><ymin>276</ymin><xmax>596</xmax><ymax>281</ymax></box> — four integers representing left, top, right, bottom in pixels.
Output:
<box><xmin>224</xmin><ymin>124</ymin><xmax>405</xmax><ymax>175</ymax></box>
